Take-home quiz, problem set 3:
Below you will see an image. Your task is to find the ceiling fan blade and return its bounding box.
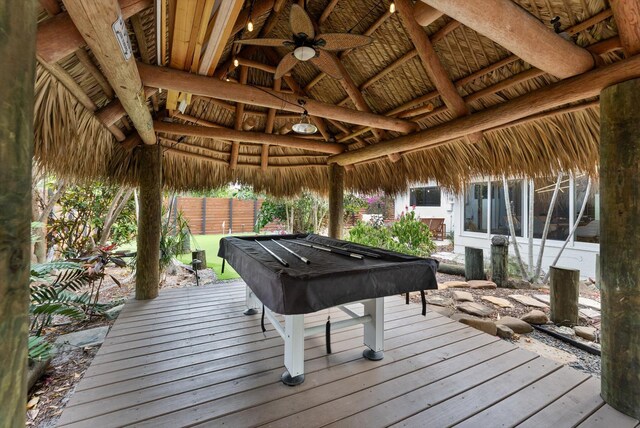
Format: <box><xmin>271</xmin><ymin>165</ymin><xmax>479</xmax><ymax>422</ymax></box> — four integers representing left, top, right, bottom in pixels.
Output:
<box><xmin>290</xmin><ymin>4</ymin><xmax>315</xmax><ymax>39</ymax></box>
<box><xmin>309</xmin><ymin>51</ymin><xmax>343</xmax><ymax>80</ymax></box>
<box><xmin>233</xmin><ymin>38</ymin><xmax>291</xmax><ymax>47</ymax></box>
<box><xmin>316</xmin><ymin>33</ymin><xmax>373</xmax><ymax>51</ymax></box>
<box><xmin>275</xmin><ymin>53</ymin><xmax>299</xmax><ymax>79</ymax></box>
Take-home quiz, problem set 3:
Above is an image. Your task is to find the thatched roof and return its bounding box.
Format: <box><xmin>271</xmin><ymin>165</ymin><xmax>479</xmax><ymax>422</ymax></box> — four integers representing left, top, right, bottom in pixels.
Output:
<box><xmin>34</xmin><ymin>0</ymin><xmax>625</xmax><ymax>195</ymax></box>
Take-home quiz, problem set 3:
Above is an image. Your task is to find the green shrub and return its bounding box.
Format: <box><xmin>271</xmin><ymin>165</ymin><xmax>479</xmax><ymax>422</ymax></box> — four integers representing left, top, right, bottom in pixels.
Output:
<box><xmin>348</xmin><ymin>209</ymin><xmax>436</xmax><ymax>257</ymax></box>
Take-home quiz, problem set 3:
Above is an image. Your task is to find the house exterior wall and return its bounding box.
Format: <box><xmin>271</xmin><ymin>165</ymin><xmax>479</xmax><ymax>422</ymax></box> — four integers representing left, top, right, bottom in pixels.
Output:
<box><xmin>394</xmin><ymin>181</ymin><xmax>454</xmax><ymax>237</ymax></box>
<box><xmin>397</xmin><ymin>176</ymin><xmax>600</xmax><ymax>279</ymax></box>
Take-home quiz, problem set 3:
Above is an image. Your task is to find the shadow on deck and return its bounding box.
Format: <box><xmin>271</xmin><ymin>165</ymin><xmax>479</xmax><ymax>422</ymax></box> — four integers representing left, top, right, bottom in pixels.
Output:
<box><xmin>58</xmin><ymin>282</ymin><xmax>639</xmax><ymax>427</ymax></box>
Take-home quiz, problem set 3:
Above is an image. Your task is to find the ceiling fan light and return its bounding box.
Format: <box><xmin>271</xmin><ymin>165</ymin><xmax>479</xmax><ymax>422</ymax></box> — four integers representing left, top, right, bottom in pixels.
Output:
<box><xmin>293</xmin><ymin>46</ymin><xmax>316</xmax><ymax>61</ymax></box>
<box><xmin>389</xmin><ymin>1</ymin><xmax>396</xmax><ymax>13</ymax></box>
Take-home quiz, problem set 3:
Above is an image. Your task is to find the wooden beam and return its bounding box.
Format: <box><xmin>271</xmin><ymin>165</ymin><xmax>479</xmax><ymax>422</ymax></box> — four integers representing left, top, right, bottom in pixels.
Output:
<box><xmin>62</xmin><ymin>0</ymin><xmax>156</xmax><ymax>144</ymax></box>
<box><xmin>397</xmin><ymin>0</ymin><xmax>466</xmax><ymax>116</ymax></box>
<box><xmin>262</xmin><ymin>77</ymin><xmax>281</xmax><ymax>171</ymax></box>
<box><xmin>154</xmin><ymin>121</ymin><xmax>345</xmax><ymax>154</ymax></box>
<box><xmin>414</xmin><ymin>2</ymin><xmax>443</xmax><ymax>26</ymax></box>
<box><xmin>329</xmin><ymin>54</ymin><xmax>640</xmax><ymax>165</ymax></box>
<box><xmin>75</xmin><ymin>49</ymin><xmax>115</xmax><ymax>99</ymax></box>
<box><xmin>130</xmin><ymin>14</ymin><xmax>152</xmax><ymax>64</ymax></box>
<box><xmin>199</xmin><ymin>0</ymin><xmax>244</xmax><ymax>76</ymax></box>
<box><xmin>138</xmin><ymin>63</ymin><xmax>416</xmax><ymax>133</ymax></box>
<box><xmin>38</xmin><ymin>59</ymin><xmax>97</xmax><ymax>111</ymax></box>
<box><xmin>230</xmin><ymin>65</ymin><xmax>248</xmax><ymax>170</ymax></box>
<box><xmin>36</xmin><ymin>0</ymin><xmax>152</xmax><ymax>64</ymax></box>
<box><xmin>420</xmin><ymin>0</ymin><xmax>595</xmax><ymax>79</ymax></box>
<box><xmin>97</xmin><ymin>86</ymin><xmax>157</xmax><ymax>126</ymax></box>
<box><xmin>319</xmin><ymin>0</ymin><xmax>340</xmax><ymax>25</ymax></box>
<box><xmin>610</xmin><ymin>0</ymin><xmax>640</xmax><ymax>56</ymax></box>
<box><xmin>0</xmin><ymin>1</ymin><xmax>36</xmax><ymax>425</ymax></box>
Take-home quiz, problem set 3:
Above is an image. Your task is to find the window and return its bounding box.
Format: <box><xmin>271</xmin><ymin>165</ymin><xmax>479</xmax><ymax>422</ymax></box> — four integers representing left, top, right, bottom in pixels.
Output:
<box><xmin>464</xmin><ymin>183</ymin><xmax>488</xmax><ymax>233</ymax></box>
<box><xmin>575</xmin><ymin>176</ymin><xmax>599</xmax><ymax>243</ymax></box>
<box><xmin>410</xmin><ymin>186</ymin><xmax>441</xmax><ymax>207</ymax></box>
<box><xmin>490</xmin><ymin>180</ymin><xmax>523</xmax><ymax>236</ymax></box>
<box><xmin>533</xmin><ymin>177</ymin><xmax>570</xmax><ymax>240</ymax></box>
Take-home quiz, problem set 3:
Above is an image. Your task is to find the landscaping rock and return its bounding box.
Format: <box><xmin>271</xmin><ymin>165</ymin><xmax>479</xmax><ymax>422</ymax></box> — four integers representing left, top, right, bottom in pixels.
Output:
<box><xmin>555</xmin><ymin>326</ymin><xmax>576</xmax><ymax>336</ymax></box>
<box><xmin>452</xmin><ymin>314</ymin><xmax>497</xmax><ymax>336</ymax></box>
<box><xmin>451</xmin><ymin>290</ymin><xmax>474</xmax><ymax>302</ymax></box>
<box><xmin>578</xmin><ymin>297</ymin><xmax>601</xmax><ymax>311</ymax></box>
<box><xmin>533</xmin><ymin>294</ymin><xmax>551</xmax><ymax>305</ymax></box>
<box><xmin>441</xmin><ymin>280</ymin><xmax>469</xmax><ymax>289</ymax></box>
<box><xmin>456</xmin><ymin>302</ymin><xmax>495</xmax><ymax>317</ymax></box>
<box><xmin>427</xmin><ymin>305</ymin><xmax>455</xmax><ymax>318</ymax></box>
<box><xmin>496</xmin><ymin>316</ymin><xmax>534</xmax><ymax>334</ymax></box>
<box><xmin>425</xmin><ymin>295</ymin><xmax>454</xmax><ymax>307</ymax></box>
<box><xmin>509</xmin><ymin>294</ymin><xmax>549</xmax><ymax>309</ymax></box>
<box><xmin>481</xmin><ymin>296</ymin><xmax>514</xmax><ymax>308</ymax></box>
<box><xmin>54</xmin><ymin>326</ymin><xmax>109</xmax><ymax>351</ymax></box>
<box><xmin>505</xmin><ymin>278</ymin><xmax>532</xmax><ymax>289</ymax></box>
<box><xmin>521</xmin><ymin>310</ymin><xmax>549</xmax><ymax>325</ymax></box>
<box><xmin>574</xmin><ymin>326</ymin><xmax>598</xmax><ymax>342</ymax></box>
<box><xmin>579</xmin><ymin>308</ymin><xmax>601</xmax><ymax>319</ymax></box>
<box><xmin>496</xmin><ymin>324</ymin><xmax>515</xmax><ymax>339</ymax></box>
<box><xmin>105</xmin><ymin>304</ymin><xmax>125</xmax><ymax>320</ymax></box>
<box><xmin>468</xmin><ymin>280</ymin><xmax>497</xmax><ymax>289</ymax></box>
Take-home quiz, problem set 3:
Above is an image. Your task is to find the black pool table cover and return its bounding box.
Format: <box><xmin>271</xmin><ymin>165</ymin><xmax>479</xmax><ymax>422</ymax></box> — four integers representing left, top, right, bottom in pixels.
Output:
<box><xmin>218</xmin><ymin>234</ymin><xmax>439</xmax><ymax>315</ymax></box>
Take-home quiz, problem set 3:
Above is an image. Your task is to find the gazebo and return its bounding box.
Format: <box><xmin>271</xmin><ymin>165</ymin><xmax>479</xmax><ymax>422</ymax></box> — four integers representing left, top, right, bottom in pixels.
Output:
<box><xmin>1</xmin><ymin>0</ymin><xmax>639</xmax><ymax>425</ymax></box>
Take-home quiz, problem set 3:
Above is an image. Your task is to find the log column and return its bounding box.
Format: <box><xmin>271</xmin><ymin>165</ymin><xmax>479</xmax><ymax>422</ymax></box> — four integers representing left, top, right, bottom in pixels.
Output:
<box><xmin>328</xmin><ymin>164</ymin><xmax>345</xmax><ymax>239</ymax></box>
<box><xmin>600</xmin><ymin>78</ymin><xmax>640</xmax><ymax>419</ymax></box>
<box><xmin>136</xmin><ymin>144</ymin><xmax>162</xmax><ymax>300</ymax></box>
<box><xmin>0</xmin><ymin>1</ymin><xmax>36</xmax><ymax>425</ymax></box>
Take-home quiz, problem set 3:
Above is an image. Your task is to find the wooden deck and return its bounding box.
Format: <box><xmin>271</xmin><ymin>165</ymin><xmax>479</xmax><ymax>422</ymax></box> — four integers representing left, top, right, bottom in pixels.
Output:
<box><xmin>58</xmin><ymin>282</ymin><xmax>639</xmax><ymax>428</ymax></box>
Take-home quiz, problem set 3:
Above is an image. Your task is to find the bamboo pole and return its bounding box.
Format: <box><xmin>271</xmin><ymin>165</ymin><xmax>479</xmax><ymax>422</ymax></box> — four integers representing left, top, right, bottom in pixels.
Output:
<box><xmin>0</xmin><ymin>1</ymin><xmax>36</xmax><ymax>424</ymax></box>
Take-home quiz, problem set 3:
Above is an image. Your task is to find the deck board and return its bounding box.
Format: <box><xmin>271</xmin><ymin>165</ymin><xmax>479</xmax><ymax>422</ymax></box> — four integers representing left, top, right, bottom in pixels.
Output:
<box><xmin>58</xmin><ymin>282</ymin><xmax>639</xmax><ymax>428</ymax></box>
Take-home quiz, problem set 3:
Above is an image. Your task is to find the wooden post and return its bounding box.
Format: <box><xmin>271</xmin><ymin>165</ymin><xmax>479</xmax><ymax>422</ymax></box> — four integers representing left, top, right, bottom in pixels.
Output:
<box><xmin>490</xmin><ymin>235</ymin><xmax>509</xmax><ymax>287</ymax></box>
<box><xmin>136</xmin><ymin>144</ymin><xmax>162</xmax><ymax>300</ymax></box>
<box><xmin>549</xmin><ymin>266</ymin><xmax>579</xmax><ymax>326</ymax></box>
<box><xmin>328</xmin><ymin>164</ymin><xmax>344</xmax><ymax>239</ymax></box>
<box><xmin>600</xmin><ymin>78</ymin><xmax>640</xmax><ymax>419</ymax></box>
<box><xmin>464</xmin><ymin>247</ymin><xmax>485</xmax><ymax>280</ymax></box>
<box><xmin>0</xmin><ymin>1</ymin><xmax>36</xmax><ymax>424</ymax></box>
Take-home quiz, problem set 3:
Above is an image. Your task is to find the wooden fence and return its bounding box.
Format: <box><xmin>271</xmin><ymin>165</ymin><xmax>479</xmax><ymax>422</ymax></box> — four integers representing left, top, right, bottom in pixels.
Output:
<box><xmin>176</xmin><ymin>197</ymin><xmax>280</xmax><ymax>235</ymax></box>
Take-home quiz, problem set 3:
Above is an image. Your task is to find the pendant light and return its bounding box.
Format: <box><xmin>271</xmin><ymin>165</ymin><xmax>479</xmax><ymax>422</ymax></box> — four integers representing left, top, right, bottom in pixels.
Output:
<box><xmin>292</xmin><ymin>111</ymin><xmax>317</xmax><ymax>135</ymax></box>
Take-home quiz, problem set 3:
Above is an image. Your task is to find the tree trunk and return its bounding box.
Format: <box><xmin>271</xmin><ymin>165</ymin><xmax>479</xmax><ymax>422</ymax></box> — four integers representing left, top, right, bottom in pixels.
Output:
<box><xmin>98</xmin><ymin>188</ymin><xmax>133</xmax><ymax>246</ymax></box>
<box><xmin>328</xmin><ymin>164</ymin><xmax>344</xmax><ymax>239</ymax></box>
<box><xmin>502</xmin><ymin>177</ymin><xmax>527</xmax><ymax>279</ymax></box>
<box><xmin>600</xmin><ymin>78</ymin><xmax>640</xmax><ymax>419</ymax></box>
<box><xmin>136</xmin><ymin>145</ymin><xmax>162</xmax><ymax>300</ymax></box>
<box><xmin>465</xmin><ymin>247</ymin><xmax>485</xmax><ymax>280</ymax></box>
<box><xmin>0</xmin><ymin>1</ymin><xmax>36</xmax><ymax>424</ymax></box>
<box><xmin>533</xmin><ymin>173</ymin><xmax>562</xmax><ymax>282</ymax></box>
<box><xmin>549</xmin><ymin>266</ymin><xmax>579</xmax><ymax>326</ymax></box>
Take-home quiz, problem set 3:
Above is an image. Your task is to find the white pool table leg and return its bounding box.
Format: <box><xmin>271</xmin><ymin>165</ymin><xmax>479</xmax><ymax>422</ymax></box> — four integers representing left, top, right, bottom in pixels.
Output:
<box><xmin>282</xmin><ymin>314</ymin><xmax>305</xmax><ymax>386</ymax></box>
<box><xmin>243</xmin><ymin>286</ymin><xmax>260</xmax><ymax>315</ymax></box>
<box><xmin>363</xmin><ymin>297</ymin><xmax>384</xmax><ymax>361</ymax></box>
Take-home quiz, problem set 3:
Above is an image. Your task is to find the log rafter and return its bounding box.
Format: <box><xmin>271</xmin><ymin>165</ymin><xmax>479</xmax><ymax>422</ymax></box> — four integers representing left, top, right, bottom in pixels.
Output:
<box><xmin>610</xmin><ymin>0</ymin><xmax>640</xmax><ymax>55</ymax></box>
<box><xmin>62</xmin><ymin>0</ymin><xmax>156</xmax><ymax>144</ymax></box>
<box><xmin>419</xmin><ymin>0</ymin><xmax>596</xmax><ymax>79</ymax></box>
<box><xmin>329</xmin><ymin>54</ymin><xmax>640</xmax><ymax>165</ymax></box>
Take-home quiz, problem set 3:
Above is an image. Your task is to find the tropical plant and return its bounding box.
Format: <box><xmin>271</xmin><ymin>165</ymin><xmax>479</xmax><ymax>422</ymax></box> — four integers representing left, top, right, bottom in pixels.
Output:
<box><xmin>256</xmin><ymin>191</ymin><xmax>328</xmax><ymax>233</ymax></box>
<box><xmin>160</xmin><ymin>207</ymin><xmax>191</xmax><ymax>272</ymax></box>
<box><xmin>343</xmin><ymin>193</ymin><xmax>368</xmax><ymax>224</ymax></box>
<box><xmin>348</xmin><ymin>209</ymin><xmax>436</xmax><ymax>257</ymax></box>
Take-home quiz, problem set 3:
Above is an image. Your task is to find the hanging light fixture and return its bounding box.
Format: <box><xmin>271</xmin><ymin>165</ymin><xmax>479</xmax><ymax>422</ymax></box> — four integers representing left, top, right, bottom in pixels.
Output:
<box><xmin>389</xmin><ymin>1</ymin><xmax>396</xmax><ymax>13</ymax></box>
<box><xmin>292</xmin><ymin>111</ymin><xmax>317</xmax><ymax>135</ymax></box>
<box><xmin>233</xmin><ymin>57</ymin><xmax>239</xmax><ymax>67</ymax></box>
<box><xmin>247</xmin><ymin>20</ymin><xmax>254</xmax><ymax>32</ymax></box>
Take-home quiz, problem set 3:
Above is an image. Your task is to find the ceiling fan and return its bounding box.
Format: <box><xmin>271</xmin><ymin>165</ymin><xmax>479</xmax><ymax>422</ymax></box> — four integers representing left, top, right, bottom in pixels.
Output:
<box><xmin>234</xmin><ymin>4</ymin><xmax>373</xmax><ymax>80</ymax></box>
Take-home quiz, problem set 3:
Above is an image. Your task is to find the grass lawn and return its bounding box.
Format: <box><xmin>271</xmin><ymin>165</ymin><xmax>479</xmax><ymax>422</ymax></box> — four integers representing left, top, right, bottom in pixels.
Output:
<box><xmin>177</xmin><ymin>234</ymin><xmax>251</xmax><ymax>280</ymax></box>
